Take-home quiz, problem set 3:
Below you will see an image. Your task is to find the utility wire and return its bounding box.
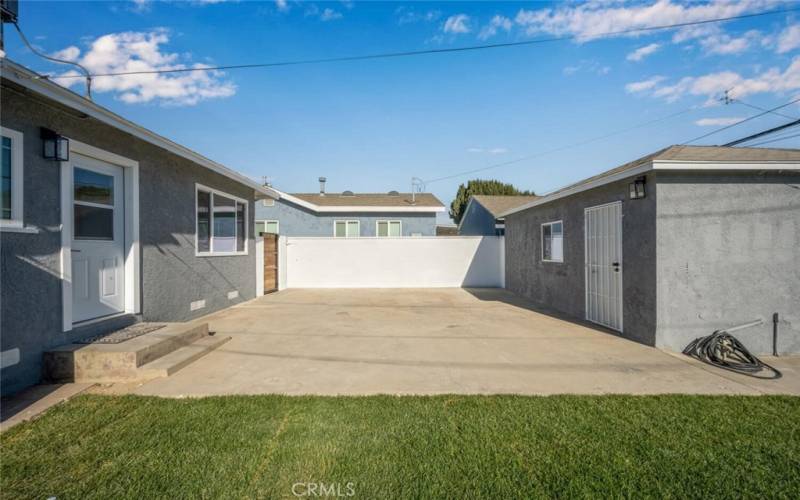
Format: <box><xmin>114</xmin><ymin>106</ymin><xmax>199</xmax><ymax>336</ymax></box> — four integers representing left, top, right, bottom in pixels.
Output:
<box><xmin>12</xmin><ymin>22</ymin><xmax>92</xmax><ymax>97</ymax></box>
<box><xmin>682</xmin><ymin>97</ymin><xmax>800</xmax><ymax>145</ymax></box>
<box><xmin>745</xmin><ymin>131</ymin><xmax>800</xmax><ymax>147</ymax></box>
<box><xmin>733</xmin><ymin>98</ymin><xmax>798</xmax><ymax>121</ymax></box>
<box><xmin>723</xmin><ymin>118</ymin><xmax>800</xmax><ymax>146</ymax></box>
<box><xmin>423</xmin><ymin>106</ymin><xmax>697</xmax><ymax>184</ymax></box>
<box><xmin>40</xmin><ymin>6</ymin><xmax>800</xmax><ymax>80</ymax></box>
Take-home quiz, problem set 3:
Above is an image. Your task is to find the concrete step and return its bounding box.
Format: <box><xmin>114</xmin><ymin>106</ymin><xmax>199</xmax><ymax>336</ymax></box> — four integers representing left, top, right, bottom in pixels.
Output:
<box><xmin>43</xmin><ymin>323</ymin><xmax>209</xmax><ymax>383</ymax></box>
<box><xmin>137</xmin><ymin>335</ymin><xmax>231</xmax><ymax>380</ymax></box>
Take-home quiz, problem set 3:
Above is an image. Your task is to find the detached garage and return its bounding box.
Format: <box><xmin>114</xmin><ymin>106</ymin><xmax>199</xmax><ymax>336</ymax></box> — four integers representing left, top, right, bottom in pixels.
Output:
<box><xmin>501</xmin><ymin>145</ymin><xmax>800</xmax><ymax>355</ymax></box>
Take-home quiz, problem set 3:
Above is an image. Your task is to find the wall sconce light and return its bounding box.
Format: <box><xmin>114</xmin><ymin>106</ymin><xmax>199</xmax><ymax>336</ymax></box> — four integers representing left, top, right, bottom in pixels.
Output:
<box><xmin>41</xmin><ymin>128</ymin><xmax>69</xmax><ymax>161</ymax></box>
<box><xmin>629</xmin><ymin>176</ymin><xmax>646</xmax><ymax>200</ymax></box>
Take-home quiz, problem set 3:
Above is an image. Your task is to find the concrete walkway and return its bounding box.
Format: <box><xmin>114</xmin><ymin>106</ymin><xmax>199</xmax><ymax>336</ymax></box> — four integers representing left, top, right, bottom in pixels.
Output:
<box><xmin>122</xmin><ymin>288</ymin><xmax>799</xmax><ymax>397</ymax></box>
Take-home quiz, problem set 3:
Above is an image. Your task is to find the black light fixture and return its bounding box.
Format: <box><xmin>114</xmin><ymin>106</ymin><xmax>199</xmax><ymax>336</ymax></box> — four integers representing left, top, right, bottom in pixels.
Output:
<box><xmin>629</xmin><ymin>176</ymin><xmax>646</xmax><ymax>200</ymax></box>
<box><xmin>41</xmin><ymin>128</ymin><xmax>69</xmax><ymax>161</ymax></box>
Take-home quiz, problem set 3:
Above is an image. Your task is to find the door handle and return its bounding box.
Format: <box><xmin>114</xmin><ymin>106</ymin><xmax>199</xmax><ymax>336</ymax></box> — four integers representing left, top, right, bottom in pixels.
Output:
<box><xmin>71</xmin><ymin>249</ymin><xmax>81</xmax><ymax>253</ymax></box>
<box><xmin>612</xmin><ymin>262</ymin><xmax>620</xmax><ymax>272</ymax></box>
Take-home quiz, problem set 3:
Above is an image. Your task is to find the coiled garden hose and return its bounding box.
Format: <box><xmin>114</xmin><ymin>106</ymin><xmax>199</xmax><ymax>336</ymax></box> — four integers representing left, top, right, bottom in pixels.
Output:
<box><xmin>683</xmin><ymin>329</ymin><xmax>782</xmax><ymax>379</ymax></box>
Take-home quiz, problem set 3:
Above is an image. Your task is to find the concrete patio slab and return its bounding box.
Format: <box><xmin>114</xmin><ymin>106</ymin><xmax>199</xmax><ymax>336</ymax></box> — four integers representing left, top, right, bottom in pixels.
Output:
<box><xmin>126</xmin><ymin>289</ymin><xmax>800</xmax><ymax>397</ymax></box>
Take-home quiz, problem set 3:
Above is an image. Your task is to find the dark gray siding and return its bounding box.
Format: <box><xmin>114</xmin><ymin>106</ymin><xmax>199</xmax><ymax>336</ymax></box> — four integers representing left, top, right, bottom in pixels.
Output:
<box><xmin>255</xmin><ymin>198</ymin><xmax>438</xmax><ymax>236</ymax></box>
<box><xmin>1</xmin><ymin>83</ymin><xmax>256</xmax><ymax>394</ymax></box>
<box><xmin>458</xmin><ymin>200</ymin><xmax>497</xmax><ymax>236</ymax></box>
<box><xmin>505</xmin><ymin>174</ymin><xmax>657</xmax><ymax>345</ymax></box>
<box><xmin>655</xmin><ymin>171</ymin><xmax>800</xmax><ymax>354</ymax></box>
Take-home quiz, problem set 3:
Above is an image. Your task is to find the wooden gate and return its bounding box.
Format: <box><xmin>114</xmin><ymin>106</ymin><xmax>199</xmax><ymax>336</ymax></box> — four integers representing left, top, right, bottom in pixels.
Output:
<box><xmin>263</xmin><ymin>234</ymin><xmax>278</xmax><ymax>294</ymax></box>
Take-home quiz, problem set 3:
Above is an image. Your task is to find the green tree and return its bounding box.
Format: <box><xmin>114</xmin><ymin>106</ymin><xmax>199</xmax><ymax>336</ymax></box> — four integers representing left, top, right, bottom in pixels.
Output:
<box><xmin>449</xmin><ymin>179</ymin><xmax>534</xmax><ymax>224</ymax></box>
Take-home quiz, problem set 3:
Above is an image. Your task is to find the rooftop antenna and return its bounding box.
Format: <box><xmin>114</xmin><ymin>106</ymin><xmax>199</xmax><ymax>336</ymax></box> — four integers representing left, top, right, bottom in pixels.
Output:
<box><xmin>411</xmin><ymin>177</ymin><xmax>425</xmax><ymax>204</ymax></box>
<box><xmin>261</xmin><ymin>175</ymin><xmax>272</xmax><ymax>187</ymax></box>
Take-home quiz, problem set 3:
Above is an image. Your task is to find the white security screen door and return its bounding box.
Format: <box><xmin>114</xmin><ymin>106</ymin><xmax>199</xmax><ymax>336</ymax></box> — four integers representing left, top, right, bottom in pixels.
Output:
<box><xmin>584</xmin><ymin>201</ymin><xmax>623</xmax><ymax>332</ymax></box>
<box><xmin>71</xmin><ymin>155</ymin><xmax>126</xmax><ymax>323</ymax></box>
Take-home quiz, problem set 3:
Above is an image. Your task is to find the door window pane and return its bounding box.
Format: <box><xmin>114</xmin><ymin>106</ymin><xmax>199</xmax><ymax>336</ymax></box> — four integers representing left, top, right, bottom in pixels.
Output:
<box><xmin>74</xmin><ymin>167</ymin><xmax>114</xmax><ymax>205</ymax></box>
<box><xmin>255</xmin><ymin>221</ymin><xmax>266</xmax><ymax>234</ymax></box>
<box><xmin>347</xmin><ymin>221</ymin><xmax>359</xmax><ymax>237</ymax></box>
<box><xmin>388</xmin><ymin>221</ymin><xmax>401</xmax><ymax>237</ymax></box>
<box><xmin>265</xmin><ymin>221</ymin><xmax>279</xmax><ymax>234</ymax></box>
<box><xmin>335</xmin><ymin>221</ymin><xmax>347</xmax><ymax>237</ymax></box>
<box><xmin>1</xmin><ymin>136</ymin><xmax>11</xmax><ymax>220</ymax></box>
<box><xmin>213</xmin><ymin>194</ymin><xmax>236</xmax><ymax>253</ymax></box>
<box><xmin>74</xmin><ymin>205</ymin><xmax>113</xmax><ymax>240</ymax></box>
<box><xmin>197</xmin><ymin>190</ymin><xmax>211</xmax><ymax>252</ymax></box>
<box><xmin>236</xmin><ymin>201</ymin><xmax>246</xmax><ymax>252</ymax></box>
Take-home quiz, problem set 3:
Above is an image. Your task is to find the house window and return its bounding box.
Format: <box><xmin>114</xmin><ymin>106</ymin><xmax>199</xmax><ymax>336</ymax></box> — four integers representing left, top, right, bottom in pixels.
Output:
<box><xmin>196</xmin><ymin>184</ymin><xmax>248</xmax><ymax>256</ymax></box>
<box><xmin>0</xmin><ymin>127</ymin><xmax>24</xmax><ymax>228</ymax></box>
<box><xmin>376</xmin><ymin>220</ymin><xmax>401</xmax><ymax>237</ymax></box>
<box><xmin>334</xmin><ymin>220</ymin><xmax>360</xmax><ymax>238</ymax></box>
<box><xmin>256</xmin><ymin>220</ymin><xmax>279</xmax><ymax>234</ymax></box>
<box><xmin>541</xmin><ymin>221</ymin><xmax>563</xmax><ymax>262</ymax></box>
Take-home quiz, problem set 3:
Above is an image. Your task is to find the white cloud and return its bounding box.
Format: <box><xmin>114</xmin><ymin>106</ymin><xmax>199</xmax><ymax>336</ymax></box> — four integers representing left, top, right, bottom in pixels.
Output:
<box><xmin>777</xmin><ymin>24</ymin><xmax>800</xmax><ymax>54</ymax></box>
<box><xmin>514</xmin><ymin>0</ymin><xmax>763</xmax><ymax>41</ymax></box>
<box><xmin>563</xmin><ymin>59</ymin><xmax>610</xmax><ymax>76</ymax></box>
<box><xmin>395</xmin><ymin>7</ymin><xmax>441</xmax><ymax>25</ymax></box>
<box><xmin>695</xmin><ymin>117</ymin><xmax>745</xmax><ymax>126</ymax></box>
<box><xmin>699</xmin><ymin>30</ymin><xmax>762</xmax><ymax>55</ymax></box>
<box><xmin>478</xmin><ymin>15</ymin><xmax>513</xmax><ymax>40</ymax></box>
<box><xmin>130</xmin><ymin>0</ymin><xmax>151</xmax><ymax>13</ymax></box>
<box><xmin>443</xmin><ymin>14</ymin><xmax>471</xmax><ymax>34</ymax></box>
<box><xmin>625</xmin><ymin>75</ymin><xmax>666</xmax><ymax>93</ymax></box>
<box><xmin>52</xmin><ymin>30</ymin><xmax>236</xmax><ymax>106</ymax></box>
<box><xmin>275</xmin><ymin>0</ymin><xmax>289</xmax><ymax>13</ymax></box>
<box><xmin>320</xmin><ymin>8</ymin><xmax>343</xmax><ymax>21</ymax></box>
<box><xmin>467</xmin><ymin>147</ymin><xmax>508</xmax><ymax>155</ymax></box>
<box><xmin>51</xmin><ymin>46</ymin><xmax>81</xmax><ymax>62</ymax></box>
<box><xmin>627</xmin><ymin>43</ymin><xmax>660</xmax><ymax>62</ymax></box>
<box><xmin>626</xmin><ymin>56</ymin><xmax>800</xmax><ymax>103</ymax></box>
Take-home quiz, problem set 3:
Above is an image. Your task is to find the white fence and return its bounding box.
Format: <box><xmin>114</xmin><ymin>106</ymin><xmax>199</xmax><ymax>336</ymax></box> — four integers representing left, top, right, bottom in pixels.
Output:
<box><xmin>279</xmin><ymin>236</ymin><xmax>504</xmax><ymax>289</ymax></box>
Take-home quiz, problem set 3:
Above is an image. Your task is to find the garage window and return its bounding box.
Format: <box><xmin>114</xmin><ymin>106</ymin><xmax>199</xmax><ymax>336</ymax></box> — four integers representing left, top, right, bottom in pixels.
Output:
<box><xmin>376</xmin><ymin>220</ymin><xmax>401</xmax><ymax>237</ymax></box>
<box><xmin>334</xmin><ymin>220</ymin><xmax>360</xmax><ymax>238</ymax></box>
<box><xmin>256</xmin><ymin>220</ymin><xmax>279</xmax><ymax>235</ymax></box>
<box><xmin>542</xmin><ymin>221</ymin><xmax>563</xmax><ymax>263</ymax></box>
<box><xmin>196</xmin><ymin>184</ymin><xmax>248</xmax><ymax>256</ymax></box>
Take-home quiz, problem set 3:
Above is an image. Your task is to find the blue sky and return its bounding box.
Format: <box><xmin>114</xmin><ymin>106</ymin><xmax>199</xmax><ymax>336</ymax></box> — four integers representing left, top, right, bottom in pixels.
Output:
<box><xmin>4</xmin><ymin>1</ymin><xmax>800</xmax><ymax>221</ymax></box>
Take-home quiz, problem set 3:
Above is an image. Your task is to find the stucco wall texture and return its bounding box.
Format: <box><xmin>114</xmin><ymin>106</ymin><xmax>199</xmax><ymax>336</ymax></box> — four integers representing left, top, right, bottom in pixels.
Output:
<box><xmin>505</xmin><ymin>174</ymin><xmax>657</xmax><ymax>346</ymax></box>
<box><xmin>255</xmin><ymin>198</ymin><xmax>438</xmax><ymax>237</ymax></box>
<box><xmin>655</xmin><ymin>171</ymin><xmax>800</xmax><ymax>354</ymax></box>
<box><xmin>505</xmin><ymin>170</ymin><xmax>800</xmax><ymax>354</ymax></box>
<box><xmin>1</xmin><ymin>84</ymin><xmax>256</xmax><ymax>394</ymax></box>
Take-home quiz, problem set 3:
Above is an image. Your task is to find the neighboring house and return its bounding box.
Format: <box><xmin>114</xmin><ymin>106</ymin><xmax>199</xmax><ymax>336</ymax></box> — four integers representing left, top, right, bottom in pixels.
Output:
<box><xmin>255</xmin><ymin>184</ymin><xmax>445</xmax><ymax>237</ymax></box>
<box><xmin>436</xmin><ymin>224</ymin><xmax>458</xmax><ymax>236</ymax></box>
<box><xmin>0</xmin><ymin>59</ymin><xmax>279</xmax><ymax>395</ymax></box>
<box><xmin>502</xmin><ymin>145</ymin><xmax>800</xmax><ymax>355</ymax></box>
<box><xmin>458</xmin><ymin>195</ymin><xmax>539</xmax><ymax>236</ymax></box>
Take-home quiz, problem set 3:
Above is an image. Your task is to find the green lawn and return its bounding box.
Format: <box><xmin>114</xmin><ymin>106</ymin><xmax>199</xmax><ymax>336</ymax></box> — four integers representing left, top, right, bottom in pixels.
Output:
<box><xmin>2</xmin><ymin>395</ymin><xmax>799</xmax><ymax>499</ymax></box>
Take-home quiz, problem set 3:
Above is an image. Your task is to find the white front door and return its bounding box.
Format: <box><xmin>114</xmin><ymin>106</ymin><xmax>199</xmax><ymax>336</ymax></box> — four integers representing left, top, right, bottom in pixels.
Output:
<box><xmin>71</xmin><ymin>155</ymin><xmax>126</xmax><ymax>323</ymax></box>
<box><xmin>584</xmin><ymin>201</ymin><xmax>623</xmax><ymax>332</ymax></box>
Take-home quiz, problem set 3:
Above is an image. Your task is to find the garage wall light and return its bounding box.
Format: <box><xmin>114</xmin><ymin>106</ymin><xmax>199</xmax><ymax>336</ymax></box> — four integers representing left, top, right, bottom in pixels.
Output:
<box><xmin>41</xmin><ymin>128</ymin><xmax>69</xmax><ymax>161</ymax></box>
<box><xmin>629</xmin><ymin>176</ymin><xmax>646</xmax><ymax>200</ymax></box>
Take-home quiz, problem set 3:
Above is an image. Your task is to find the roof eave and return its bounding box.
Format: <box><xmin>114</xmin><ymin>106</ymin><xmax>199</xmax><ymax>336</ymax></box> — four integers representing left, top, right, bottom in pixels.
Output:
<box><xmin>272</xmin><ymin>188</ymin><xmax>445</xmax><ymax>213</ymax></box>
<box><xmin>1</xmin><ymin>58</ymin><xmax>278</xmax><ymax>199</ymax></box>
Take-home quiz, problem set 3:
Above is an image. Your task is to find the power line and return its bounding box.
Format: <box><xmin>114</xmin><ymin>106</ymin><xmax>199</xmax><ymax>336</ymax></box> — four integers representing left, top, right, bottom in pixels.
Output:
<box><xmin>682</xmin><ymin>97</ymin><xmax>800</xmax><ymax>145</ymax></box>
<box><xmin>39</xmin><ymin>6</ymin><xmax>800</xmax><ymax>80</ymax></box>
<box><xmin>723</xmin><ymin>118</ymin><xmax>800</xmax><ymax>146</ymax></box>
<box><xmin>745</xmin><ymin>131</ymin><xmax>800</xmax><ymax>147</ymax></box>
<box><xmin>732</xmin><ymin>98</ymin><xmax>798</xmax><ymax>121</ymax></box>
<box><xmin>423</xmin><ymin>106</ymin><xmax>697</xmax><ymax>184</ymax></box>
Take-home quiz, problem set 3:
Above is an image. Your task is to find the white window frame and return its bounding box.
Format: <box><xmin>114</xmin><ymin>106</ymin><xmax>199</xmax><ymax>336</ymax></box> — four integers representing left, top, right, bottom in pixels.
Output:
<box><xmin>541</xmin><ymin>220</ymin><xmax>564</xmax><ymax>263</ymax></box>
<box><xmin>333</xmin><ymin>220</ymin><xmax>360</xmax><ymax>238</ymax></box>
<box><xmin>195</xmin><ymin>183</ymin><xmax>249</xmax><ymax>257</ymax></box>
<box><xmin>255</xmin><ymin>219</ymin><xmax>279</xmax><ymax>235</ymax></box>
<box><xmin>0</xmin><ymin>127</ymin><xmax>25</xmax><ymax>230</ymax></box>
<box><xmin>376</xmin><ymin>220</ymin><xmax>402</xmax><ymax>238</ymax></box>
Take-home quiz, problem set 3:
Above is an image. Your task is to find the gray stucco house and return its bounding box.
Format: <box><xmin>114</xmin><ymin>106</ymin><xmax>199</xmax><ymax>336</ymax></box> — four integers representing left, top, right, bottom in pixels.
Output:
<box><xmin>502</xmin><ymin>145</ymin><xmax>800</xmax><ymax>355</ymax></box>
<box><xmin>0</xmin><ymin>59</ymin><xmax>279</xmax><ymax>395</ymax></box>
<box><xmin>255</xmin><ymin>185</ymin><xmax>445</xmax><ymax>237</ymax></box>
<box><xmin>458</xmin><ymin>195</ymin><xmax>538</xmax><ymax>236</ymax></box>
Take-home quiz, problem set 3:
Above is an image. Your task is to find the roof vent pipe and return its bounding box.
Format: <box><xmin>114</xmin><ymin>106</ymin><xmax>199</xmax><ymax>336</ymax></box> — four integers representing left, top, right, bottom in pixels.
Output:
<box><xmin>319</xmin><ymin>177</ymin><xmax>326</xmax><ymax>196</ymax></box>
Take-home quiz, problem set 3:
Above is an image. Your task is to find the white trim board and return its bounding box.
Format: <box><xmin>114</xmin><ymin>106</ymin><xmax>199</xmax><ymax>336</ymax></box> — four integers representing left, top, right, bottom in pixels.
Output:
<box><xmin>1</xmin><ymin>58</ymin><xmax>279</xmax><ymax>201</ymax></box>
<box><xmin>273</xmin><ymin>189</ymin><xmax>446</xmax><ymax>213</ymax></box>
<box><xmin>499</xmin><ymin>159</ymin><xmax>800</xmax><ymax>217</ymax></box>
<box><xmin>0</xmin><ymin>126</ymin><xmax>25</xmax><ymax>229</ymax></box>
<box><xmin>61</xmin><ymin>140</ymin><xmax>140</xmax><ymax>332</ymax></box>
